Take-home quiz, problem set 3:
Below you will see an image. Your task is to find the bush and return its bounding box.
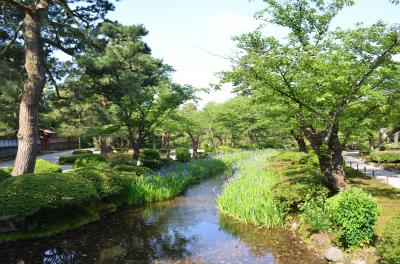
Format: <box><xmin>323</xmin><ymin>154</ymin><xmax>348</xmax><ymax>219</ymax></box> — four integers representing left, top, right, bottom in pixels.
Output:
<box><xmin>114</xmin><ymin>148</ymin><xmax>128</xmax><ymax>153</ymax></box>
<box><xmin>59</xmin><ymin>154</ymin><xmax>83</xmax><ymax>164</ymax></box>
<box><xmin>141</xmin><ymin>159</ymin><xmax>164</xmax><ymax>170</ymax></box>
<box><xmin>377</xmin><ymin>214</ymin><xmax>400</xmax><ymax>264</ymax></box>
<box><xmin>140</xmin><ymin>149</ymin><xmax>161</xmax><ymax>161</ymax></box>
<box><xmin>327</xmin><ymin>188</ymin><xmax>379</xmax><ymax>249</ymax></box>
<box><xmin>72</xmin><ymin>149</ymin><xmax>93</xmax><ymax>155</ymax></box>
<box><xmin>176</xmin><ymin>147</ymin><xmax>191</xmax><ymax>162</ymax></box>
<box><xmin>73</xmin><ymin>154</ymin><xmax>107</xmax><ymax>168</ymax></box>
<box><xmin>34</xmin><ymin>159</ymin><xmax>62</xmax><ymax>174</ymax></box>
<box><xmin>109</xmin><ymin>155</ymin><xmax>135</xmax><ymax>168</ymax></box>
<box><xmin>113</xmin><ymin>165</ymin><xmax>153</xmax><ymax>176</ymax></box>
<box><xmin>370</xmin><ymin>150</ymin><xmax>400</xmax><ymax>163</ymax></box>
<box><xmin>71</xmin><ymin>166</ymin><xmax>137</xmax><ymax>199</ymax></box>
<box><xmin>217</xmin><ymin>145</ymin><xmax>233</xmax><ymax>153</ymax></box>
<box><xmin>0</xmin><ymin>173</ymin><xmax>98</xmax><ymax>220</ymax></box>
<box><xmin>300</xmin><ymin>193</ymin><xmax>332</xmax><ymax>233</ymax></box>
<box><xmin>271</xmin><ymin>151</ymin><xmax>313</xmax><ymax>165</ymax></box>
<box><xmin>0</xmin><ymin>169</ymin><xmax>11</xmax><ymax>182</ymax></box>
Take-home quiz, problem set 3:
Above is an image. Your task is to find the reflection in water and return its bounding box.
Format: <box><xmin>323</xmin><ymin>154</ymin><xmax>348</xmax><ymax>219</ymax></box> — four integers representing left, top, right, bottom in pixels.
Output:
<box><xmin>0</xmin><ymin>175</ymin><xmax>326</xmax><ymax>264</ymax></box>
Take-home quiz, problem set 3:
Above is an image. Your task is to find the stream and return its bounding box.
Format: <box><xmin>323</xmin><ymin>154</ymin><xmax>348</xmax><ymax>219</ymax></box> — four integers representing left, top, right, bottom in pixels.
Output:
<box><xmin>0</xmin><ymin>174</ymin><xmax>326</xmax><ymax>264</ymax></box>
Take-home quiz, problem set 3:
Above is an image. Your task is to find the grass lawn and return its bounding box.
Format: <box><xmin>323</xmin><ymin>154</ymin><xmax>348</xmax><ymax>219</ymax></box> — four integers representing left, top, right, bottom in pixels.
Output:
<box><xmin>345</xmin><ymin>167</ymin><xmax>400</xmax><ymax>235</ymax></box>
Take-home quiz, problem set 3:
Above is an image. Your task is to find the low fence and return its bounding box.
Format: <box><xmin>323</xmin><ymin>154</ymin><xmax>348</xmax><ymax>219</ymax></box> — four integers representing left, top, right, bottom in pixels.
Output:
<box><xmin>0</xmin><ymin>137</ymin><xmax>78</xmax><ymax>159</ymax></box>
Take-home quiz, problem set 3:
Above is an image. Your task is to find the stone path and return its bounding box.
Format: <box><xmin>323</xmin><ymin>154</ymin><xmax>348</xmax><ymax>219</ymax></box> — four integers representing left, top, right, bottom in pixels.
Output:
<box><xmin>0</xmin><ymin>150</ymin><xmax>74</xmax><ymax>171</ymax></box>
<box><xmin>343</xmin><ymin>151</ymin><xmax>400</xmax><ymax>189</ymax></box>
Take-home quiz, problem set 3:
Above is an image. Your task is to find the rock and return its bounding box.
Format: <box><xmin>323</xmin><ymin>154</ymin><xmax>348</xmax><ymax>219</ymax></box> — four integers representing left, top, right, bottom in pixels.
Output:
<box><xmin>324</xmin><ymin>246</ymin><xmax>344</xmax><ymax>262</ymax></box>
<box><xmin>350</xmin><ymin>260</ymin><xmax>366</xmax><ymax>264</ymax></box>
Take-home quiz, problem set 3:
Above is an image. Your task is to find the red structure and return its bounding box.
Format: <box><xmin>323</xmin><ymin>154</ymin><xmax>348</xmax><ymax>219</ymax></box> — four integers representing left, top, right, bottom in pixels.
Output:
<box><xmin>39</xmin><ymin>129</ymin><xmax>56</xmax><ymax>151</ymax></box>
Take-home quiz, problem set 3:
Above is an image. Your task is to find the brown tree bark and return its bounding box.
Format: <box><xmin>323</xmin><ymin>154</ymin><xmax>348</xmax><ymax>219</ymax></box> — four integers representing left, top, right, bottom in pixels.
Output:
<box><xmin>188</xmin><ymin>133</ymin><xmax>199</xmax><ymax>158</ymax></box>
<box><xmin>290</xmin><ymin>130</ymin><xmax>308</xmax><ymax>153</ymax></box>
<box><xmin>301</xmin><ymin>122</ymin><xmax>347</xmax><ymax>193</ymax></box>
<box><xmin>12</xmin><ymin>5</ymin><xmax>48</xmax><ymax>176</ymax></box>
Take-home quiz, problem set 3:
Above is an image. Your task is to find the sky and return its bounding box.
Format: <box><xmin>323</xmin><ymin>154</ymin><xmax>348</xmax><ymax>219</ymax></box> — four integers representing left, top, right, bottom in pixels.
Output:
<box><xmin>105</xmin><ymin>0</ymin><xmax>400</xmax><ymax>107</ymax></box>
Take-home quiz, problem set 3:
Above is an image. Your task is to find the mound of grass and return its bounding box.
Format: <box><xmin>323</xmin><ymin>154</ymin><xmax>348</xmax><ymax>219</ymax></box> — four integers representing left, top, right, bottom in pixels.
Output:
<box><xmin>72</xmin><ymin>149</ymin><xmax>93</xmax><ymax>155</ymax></box>
<box><xmin>34</xmin><ymin>159</ymin><xmax>62</xmax><ymax>174</ymax></box>
<box><xmin>73</xmin><ymin>154</ymin><xmax>107</xmax><ymax>168</ymax></box>
<box><xmin>0</xmin><ymin>169</ymin><xmax>11</xmax><ymax>182</ymax></box>
<box><xmin>0</xmin><ymin>173</ymin><xmax>98</xmax><ymax>221</ymax></box>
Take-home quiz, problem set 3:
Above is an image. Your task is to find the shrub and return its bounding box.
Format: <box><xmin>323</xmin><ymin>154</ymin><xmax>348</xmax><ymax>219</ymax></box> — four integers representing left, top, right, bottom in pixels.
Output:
<box><xmin>73</xmin><ymin>154</ymin><xmax>107</xmax><ymax>168</ymax></box>
<box><xmin>0</xmin><ymin>173</ymin><xmax>98</xmax><ymax>220</ymax></box>
<box><xmin>176</xmin><ymin>147</ymin><xmax>191</xmax><ymax>162</ymax></box>
<box><xmin>34</xmin><ymin>159</ymin><xmax>62</xmax><ymax>174</ymax></box>
<box><xmin>59</xmin><ymin>154</ymin><xmax>84</xmax><ymax>164</ymax></box>
<box><xmin>71</xmin><ymin>166</ymin><xmax>137</xmax><ymax>199</ymax></box>
<box><xmin>217</xmin><ymin>145</ymin><xmax>233</xmax><ymax>153</ymax></box>
<box><xmin>109</xmin><ymin>155</ymin><xmax>135</xmax><ymax>168</ymax></box>
<box><xmin>377</xmin><ymin>214</ymin><xmax>400</xmax><ymax>264</ymax></box>
<box><xmin>141</xmin><ymin>159</ymin><xmax>164</xmax><ymax>170</ymax></box>
<box><xmin>113</xmin><ymin>165</ymin><xmax>153</xmax><ymax>176</ymax></box>
<box><xmin>271</xmin><ymin>151</ymin><xmax>311</xmax><ymax>165</ymax></box>
<box><xmin>327</xmin><ymin>188</ymin><xmax>379</xmax><ymax>249</ymax></box>
<box><xmin>0</xmin><ymin>169</ymin><xmax>11</xmax><ymax>182</ymax></box>
<box><xmin>300</xmin><ymin>193</ymin><xmax>332</xmax><ymax>232</ymax></box>
<box><xmin>72</xmin><ymin>149</ymin><xmax>93</xmax><ymax>155</ymax></box>
<box><xmin>114</xmin><ymin>148</ymin><xmax>129</xmax><ymax>153</ymax></box>
<box><xmin>140</xmin><ymin>149</ymin><xmax>161</xmax><ymax>161</ymax></box>
<box><xmin>370</xmin><ymin>150</ymin><xmax>400</xmax><ymax>163</ymax></box>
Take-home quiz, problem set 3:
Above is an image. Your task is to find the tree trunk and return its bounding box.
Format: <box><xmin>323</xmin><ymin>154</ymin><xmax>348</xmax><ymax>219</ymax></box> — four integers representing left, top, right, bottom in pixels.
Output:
<box><xmin>133</xmin><ymin>128</ymin><xmax>143</xmax><ymax>160</ymax></box>
<box><xmin>301</xmin><ymin>123</ymin><xmax>347</xmax><ymax>193</ymax></box>
<box><xmin>189</xmin><ymin>133</ymin><xmax>199</xmax><ymax>158</ymax></box>
<box><xmin>126</xmin><ymin>124</ymin><xmax>137</xmax><ymax>160</ymax></box>
<box><xmin>377</xmin><ymin>128</ymin><xmax>388</xmax><ymax>150</ymax></box>
<box><xmin>291</xmin><ymin>130</ymin><xmax>308</xmax><ymax>153</ymax></box>
<box><xmin>368</xmin><ymin>134</ymin><xmax>375</xmax><ymax>151</ymax></box>
<box><xmin>100</xmin><ymin>137</ymin><xmax>112</xmax><ymax>155</ymax></box>
<box><xmin>12</xmin><ymin>7</ymin><xmax>48</xmax><ymax>176</ymax></box>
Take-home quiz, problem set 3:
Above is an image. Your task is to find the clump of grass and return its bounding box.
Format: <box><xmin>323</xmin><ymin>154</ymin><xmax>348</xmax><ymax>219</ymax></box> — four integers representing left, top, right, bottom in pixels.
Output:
<box><xmin>217</xmin><ymin>153</ymin><xmax>286</xmax><ymax>227</ymax></box>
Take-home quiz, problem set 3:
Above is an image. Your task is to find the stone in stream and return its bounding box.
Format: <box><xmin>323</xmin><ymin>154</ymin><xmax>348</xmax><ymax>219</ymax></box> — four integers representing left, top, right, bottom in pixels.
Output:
<box><xmin>350</xmin><ymin>259</ymin><xmax>366</xmax><ymax>264</ymax></box>
<box><xmin>324</xmin><ymin>246</ymin><xmax>344</xmax><ymax>262</ymax></box>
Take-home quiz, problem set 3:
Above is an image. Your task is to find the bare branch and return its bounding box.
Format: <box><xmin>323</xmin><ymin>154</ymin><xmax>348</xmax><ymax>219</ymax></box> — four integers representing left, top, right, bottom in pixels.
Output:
<box><xmin>0</xmin><ymin>21</ymin><xmax>23</xmax><ymax>58</ymax></box>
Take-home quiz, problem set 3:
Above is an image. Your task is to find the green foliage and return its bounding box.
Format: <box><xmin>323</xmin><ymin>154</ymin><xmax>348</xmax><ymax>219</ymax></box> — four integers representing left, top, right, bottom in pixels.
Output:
<box><xmin>327</xmin><ymin>188</ymin><xmax>380</xmax><ymax>249</ymax></box>
<box><xmin>141</xmin><ymin>159</ymin><xmax>163</xmax><ymax>170</ymax></box>
<box><xmin>217</xmin><ymin>152</ymin><xmax>286</xmax><ymax>227</ymax></box>
<box><xmin>115</xmin><ymin>148</ymin><xmax>129</xmax><ymax>153</ymax></box>
<box><xmin>176</xmin><ymin>147</ymin><xmax>191</xmax><ymax>162</ymax></box>
<box><xmin>109</xmin><ymin>155</ymin><xmax>135</xmax><ymax>167</ymax></box>
<box><xmin>73</xmin><ymin>154</ymin><xmax>107</xmax><ymax>168</ymax></box>
<box><xmin>217</xmin><ymin>145</ymin><xmax>233</xmax><ymax>153</ymax></box>
<box><xmin>271</xmin><ymin>151</ymin><xmax>313</xmax><ymax>165</ymax></box>
<box><xmin>300</xmin><ymin>194</ymin><xmax>332</xmax><ymax>233</ymax></box>
<box><xmin>34</xmin><ymin>159</ymin><xmax>62</xmax><ymax>174</ymax></box>
<box><xmin>370</xmin><ymin>150</ymin><xmax>400</xmax><ymax>163</ymax></box>
<box><xmin>140</xmin><ymin>149</ymin><xmax>161</xmax><ymax>160</ymax></box>
<box><xmin>113</xmin><ymin>165</ymin><xmax>153</xmax><ymax>176</ymax></box>
<box><xmin>71</xmin><ymin>166</ymin><xmax>136</xmax><ymax>199</ymax></box>
<box><xmin>72</xmin><ymin>149</ymin><xmax>93</xmax><ymax>155</ymax></box>
<box><xmin>377</xmin><ymin>214</ymin><xmax>400</xmax><ymax>264</ymax></box>
<box><xmin>0</xmin><ymin>173</ymin><xmax>98</xmax><ymax>220</ymax></box>
<box><xmin>0</xmin><ymin>169</ymin><xmax>12</xmax><ymax>182</ymax></box>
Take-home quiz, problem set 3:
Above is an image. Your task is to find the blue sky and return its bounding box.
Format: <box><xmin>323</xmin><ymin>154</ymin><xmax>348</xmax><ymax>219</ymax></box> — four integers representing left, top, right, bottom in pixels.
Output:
<box><xmin>106</xmin><ymin>0</ymin><xmax>399</xmax><ymax>106</ymax></box>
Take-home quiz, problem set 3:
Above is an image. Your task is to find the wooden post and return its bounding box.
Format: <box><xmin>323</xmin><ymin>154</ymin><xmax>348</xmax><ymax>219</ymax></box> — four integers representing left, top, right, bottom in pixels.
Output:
<box><xmin>364</xmin><ymin>166</ymin><xmax>367</xmax><ymax>173</ymax></box>
<box><xmin>357</xmin><ymin>163</ymin><xmax>359</xmax><ymax>171</ymax></box>
<box><xmin>372</xmin><ymin>170</ymin><xmax>375</xmax><ymax>178</ymax></box>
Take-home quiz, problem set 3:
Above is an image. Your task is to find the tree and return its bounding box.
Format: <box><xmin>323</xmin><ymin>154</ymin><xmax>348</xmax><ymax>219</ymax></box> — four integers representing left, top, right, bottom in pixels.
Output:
<box><xmin>76</xmin><ymin>23</ymin><xmax>197</xmax><ymax>159</ymax></box>
<box><xmin>222</xmin><ymin>0</ymin><xmax>400</xmax><ymax>192</ymax></box>
<box><xmin>0</xmin><ymin>0</ymin><xmax>114</xmax><ymax>175</ymax></box>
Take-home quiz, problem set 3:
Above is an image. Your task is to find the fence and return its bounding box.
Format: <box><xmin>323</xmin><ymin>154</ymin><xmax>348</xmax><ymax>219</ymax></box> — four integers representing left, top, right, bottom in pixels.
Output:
<box><xmin>0</xmin><ymin>137</ymin><xmax>78</xmax><ymax>159</ymax></box>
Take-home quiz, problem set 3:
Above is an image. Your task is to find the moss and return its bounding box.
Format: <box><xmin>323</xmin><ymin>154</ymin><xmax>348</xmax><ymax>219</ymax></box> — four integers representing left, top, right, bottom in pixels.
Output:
<box><xmin>0</xmin><ymin>169</ymin><xmax>11</xmax><ymax>182</ymax></box>
<box><xmin>34</xmin><ymin>159</ymin><xmax>62</xmax><ymax>173</ymax></box>
<box><xmin>73</xmin><ymin>154</ymin><xmax>107</xmax><ymax>168</ymax></box>
<box><xmin>0</xmin><ymin>173</ymin><xmax>98</xmax><ymax>220</ymax></box>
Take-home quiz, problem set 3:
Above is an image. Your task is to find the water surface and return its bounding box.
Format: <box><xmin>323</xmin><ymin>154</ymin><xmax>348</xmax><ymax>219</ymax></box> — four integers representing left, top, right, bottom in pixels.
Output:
<box><xmin>0</xmin><ymin>175</ymin><xmax>326</xmax><ymax>264</ymax></box>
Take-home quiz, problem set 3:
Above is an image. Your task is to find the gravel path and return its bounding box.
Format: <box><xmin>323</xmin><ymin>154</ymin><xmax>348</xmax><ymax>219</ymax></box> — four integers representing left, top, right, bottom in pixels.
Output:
<box><xmin>343</xmin><ymin>151</ymin><xmax>400</xmax><ymax>189</ymax></box>
<box><xmin>0</xmin><ymin>150</ymin><xmax>74</xmax><ymax>172</ymax></box>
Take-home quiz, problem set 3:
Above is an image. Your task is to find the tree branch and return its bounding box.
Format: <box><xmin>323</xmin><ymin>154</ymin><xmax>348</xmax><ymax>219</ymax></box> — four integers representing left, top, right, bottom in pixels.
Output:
<box><xmin>0</xmin><ymin>21</ymin><xmax>23</xmax><ymax>58</ymax></box>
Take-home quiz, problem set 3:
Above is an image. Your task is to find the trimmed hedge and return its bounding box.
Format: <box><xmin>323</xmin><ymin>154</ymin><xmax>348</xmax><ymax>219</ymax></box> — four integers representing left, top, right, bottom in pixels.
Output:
<box><xmin>140</xmin><ymin>149</ymin><xmax>160</xmax><ymax>161</ymax></box>
<box><xmin>109</xmin><ymin>155</ymin><xmax>135</xmax><ymax>168</ymax></box>
<box><xmin>71</xmin><ymin>166</ymin><xmax>137</xmax><ymax>198</ymax></box>
<box><xmin>0</xmin><ymin>173</ymin><xmax>98</xmax><ymax>220</ymax></box>
<box><xmin>72</xmin><ymin>149</ymin><xmax>93</xmax><ymax>155</ymax></box>
<box><xmin>377</xmin><ymin>214</ymin><xmax>400</xmax><ymax>264</ymax></box>
<box><xmin>370</xmin><ymin>150</ymin><xmax>400</xmax><ymax>163</ymax></box>
<box><xmin>113</xmin><ymin>165</ymin><xmax>153</xmax><ymax>176</ymax></box>
<box><xmin>34</xmin><ymin>160</ymin><xmax>62</xmax><ymax>174</ymax></box>
<box><xmin>0</xmin><ymin>169</ymin><xmax>11</xmax><ymax>182</ymax></box>
<box><xmin>176</xmin><ymin>147</ymin><xmax>191</xmax><ymax>162</ymax></box>
<box><xmin>73</xmin><ymin>154</ymin><xmax>107</xmax><ymax>168</ymax></box>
